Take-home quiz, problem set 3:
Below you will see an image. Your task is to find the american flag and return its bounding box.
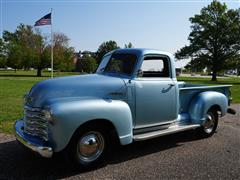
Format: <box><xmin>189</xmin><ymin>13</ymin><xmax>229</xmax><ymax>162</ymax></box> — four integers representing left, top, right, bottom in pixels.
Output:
<box><xmin>34</xmin><ymin>13</ymin><xmax>51</xmax><ymax>26</ymax></box>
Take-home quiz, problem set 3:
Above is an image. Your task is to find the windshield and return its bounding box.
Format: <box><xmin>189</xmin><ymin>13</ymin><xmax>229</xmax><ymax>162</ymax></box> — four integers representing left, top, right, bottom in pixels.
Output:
<box><xmin>100</xmin><ymin>53</ymin><xmax>137</xmax><ymax>76</ymax></box>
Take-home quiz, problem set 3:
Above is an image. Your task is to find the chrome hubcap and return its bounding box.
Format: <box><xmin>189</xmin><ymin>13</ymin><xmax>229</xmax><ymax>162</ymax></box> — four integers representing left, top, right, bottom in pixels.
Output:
<box><xmin>77</xmin><ymin>131</ymin><xmax>104</xmax><ymax>163</ymax></box>
<box><xmin>204</xmin><ymin>114</ymin><xmax>215</xmax><ymax>134</ymax></box>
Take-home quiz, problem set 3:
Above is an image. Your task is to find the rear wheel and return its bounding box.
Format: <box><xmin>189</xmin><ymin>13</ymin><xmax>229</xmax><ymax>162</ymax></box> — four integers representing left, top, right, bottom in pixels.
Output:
<box><xmin>198</xmin><ymin>109</ymin><xmax>218</xmax><ymax>138</ymax></box>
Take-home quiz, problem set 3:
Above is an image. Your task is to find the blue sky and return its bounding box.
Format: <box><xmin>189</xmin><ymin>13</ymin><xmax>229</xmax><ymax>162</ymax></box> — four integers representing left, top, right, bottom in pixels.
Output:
<box><xmin>1</xmin><ymin>0</ymin><xmax>239</xmax><ymax>56</ymax></box>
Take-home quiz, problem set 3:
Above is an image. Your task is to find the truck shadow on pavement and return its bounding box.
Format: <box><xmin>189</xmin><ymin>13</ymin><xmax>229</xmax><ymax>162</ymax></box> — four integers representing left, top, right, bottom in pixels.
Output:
<box><xmin>0</xmin><ymin>130</ymin><xmax>204</xmax><ymax>179</ymax></box>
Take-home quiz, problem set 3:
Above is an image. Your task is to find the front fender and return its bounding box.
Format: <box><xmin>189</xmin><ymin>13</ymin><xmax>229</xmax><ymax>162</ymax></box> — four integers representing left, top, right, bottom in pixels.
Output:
<box><xmin>48</xmin><ymin>98</ymin><xmax>133</xmax><ymax>152</ymax></box>
<box><xmin>189</xmin><ymin>91</ymin><xmax>228</xmax><ymax>124</ymax></box>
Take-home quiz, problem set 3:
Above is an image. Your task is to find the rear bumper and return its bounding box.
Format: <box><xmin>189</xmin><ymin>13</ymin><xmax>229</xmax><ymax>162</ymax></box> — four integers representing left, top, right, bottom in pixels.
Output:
<box><xmin>227</xmin><ymin>108</ymin><xmax>236</xmax><ymax>115</ymax></box>
<box><xmin>14</xmin><ymin>119</ymin><xmax>53</xmax><ymax>158</ymax></box>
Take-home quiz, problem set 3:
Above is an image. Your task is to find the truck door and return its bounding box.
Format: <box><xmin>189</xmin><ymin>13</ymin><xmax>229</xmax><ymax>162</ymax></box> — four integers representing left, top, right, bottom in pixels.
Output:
<box><xmin>134</xmin><ymin>55</ymin><xmax>178</xmax><ymax>128</ymax></box>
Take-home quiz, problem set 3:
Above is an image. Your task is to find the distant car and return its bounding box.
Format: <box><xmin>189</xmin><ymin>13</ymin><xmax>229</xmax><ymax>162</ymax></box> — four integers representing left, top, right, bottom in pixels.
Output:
<box><xmin>226</xmin><ymin>70</ymin><xmax>237</xmax><ymax>75</ymax></box>
<box><xmin>14</xmin><ymin>49</ymin><xmax>236</xmax><ymax>168</ymax></box>
<box><xmin>6</xmin><ymin>67</ymin><xmax>13</xmax><ymax>70</ymax></box>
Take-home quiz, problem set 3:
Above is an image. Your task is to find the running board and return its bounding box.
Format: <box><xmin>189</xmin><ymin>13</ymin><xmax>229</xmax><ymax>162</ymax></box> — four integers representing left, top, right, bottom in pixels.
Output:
<box><xmin>133</xmin><ymin>124</ymin><xmax>200</xmax><ymax>141</ymax></box>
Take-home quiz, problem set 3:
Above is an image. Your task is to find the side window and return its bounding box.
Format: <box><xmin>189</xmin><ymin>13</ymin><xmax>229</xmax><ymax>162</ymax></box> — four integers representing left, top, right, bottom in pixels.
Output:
<box><xmin>140</xmin><ymin>56</ymin><xmax>170</xmax><ymax>77</ymax></box>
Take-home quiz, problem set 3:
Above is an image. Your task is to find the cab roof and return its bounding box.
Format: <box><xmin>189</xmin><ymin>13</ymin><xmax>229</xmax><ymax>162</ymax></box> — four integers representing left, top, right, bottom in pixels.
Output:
<box><xmin>106</xmin><ymin>48</ymin><xmax>174</xmax><ymax>59</ymax></box>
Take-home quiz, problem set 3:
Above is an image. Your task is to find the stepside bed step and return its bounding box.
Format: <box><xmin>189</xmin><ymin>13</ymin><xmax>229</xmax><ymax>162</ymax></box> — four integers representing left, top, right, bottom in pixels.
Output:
<box><xmin>133</xmin><ymin>124</ymin><xmax>200</xmax><ymax>141</ymax></box>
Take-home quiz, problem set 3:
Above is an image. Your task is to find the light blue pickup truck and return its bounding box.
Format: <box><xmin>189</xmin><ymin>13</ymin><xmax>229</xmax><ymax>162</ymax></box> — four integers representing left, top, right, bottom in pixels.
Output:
<box><xmin>14</xmin><ymin>48</ymin><xmax>235</xmax><ymax>168</ymax></box>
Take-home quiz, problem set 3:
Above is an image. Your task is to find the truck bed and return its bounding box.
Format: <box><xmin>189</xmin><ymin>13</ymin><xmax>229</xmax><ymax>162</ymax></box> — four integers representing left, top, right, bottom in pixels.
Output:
<box><xmin>178</xmin><ymin>82</ymin><xmax>232</xmax><ymax>113</ymax></box>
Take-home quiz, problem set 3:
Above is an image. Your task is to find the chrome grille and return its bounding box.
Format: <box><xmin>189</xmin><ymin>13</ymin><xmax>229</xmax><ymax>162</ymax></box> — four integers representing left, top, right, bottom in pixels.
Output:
<box><xmin>23</xmin><ymin>106</ymin><xmax>48</xmax><ymax>141</ymax></box>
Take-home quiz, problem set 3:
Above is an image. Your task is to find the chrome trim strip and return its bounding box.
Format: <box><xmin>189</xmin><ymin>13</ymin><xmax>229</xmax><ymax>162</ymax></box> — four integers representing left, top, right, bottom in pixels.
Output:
<box><xmin>133</xmin><ymin>123</ymin><xmax>171</xmax><ymax>135</ymax></box>
<box><xmin>133</xmin><ymin>124</ymin><xmax>200</xmax><ymax>141</ymax></box>
<box><xmin>24</xmin><ymin>114</ymin><xmax>45</xmax><ymax>119</ymax></box>
<box><xmin>134</xmin><ymin>120</ymin><xmax>177</xmax><ymax>129</ymax></box>
<box><xmin>24</xmin><ymin>105</ymin><xmax>43</xmax><ymax>112</ymax></box>
<box><xmin>14</xmin><ymin>120</ymin><xmax>53</xmax><ymax>158</ymax></box>
<box><xmin>119</xmin><ymin>133</ymin><xmax>132</xmax><ymax>139</ymax></box>
<box><xmin>179</xmin><ymin>85</ymin><xmax>232</xmax><ymax>91</ymax></box>
<box><xmin>25</xmin><ymin>121</ymin><xmax>48</xmax><ymax>128</ymax></box>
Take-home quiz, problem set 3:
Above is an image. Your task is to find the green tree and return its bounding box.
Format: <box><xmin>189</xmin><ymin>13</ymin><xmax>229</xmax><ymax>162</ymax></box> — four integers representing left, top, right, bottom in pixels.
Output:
<box><xmin>16</xmin><ymin>24</ymin><xmax>36</xmax><ymax>70</ymax></box>
<box><xmin>80</xmin><ymin>54</ymin><xmax>97</xmax><ymax>73</ymax></box>
<box><xmin>0</xmin><ymin>38</ymin><xmax>7</xmax><ymax>68</ymax></box>
<box><xmin>53</xmin><ymin>32</ymin><xmax>75</xmax><ymax>72</ymax></box>
<box><xmin>3</xmin><ymin>24</ymin><xmax>75</xmax><ymax>76</ymax></box>
<box><xmin>3</xmin><ymin>30</ymin><xmax>23</xmax><ymax>71</ymax></box>
<box><xmin>96</xmin><ymin>40</ymin><xmax>119</xmax><ymax>64</ymax></box>
<box><xmin>3</xmin><ymin>24</ymin><xmax>46</xmax><ymax>75</ymax></box>
<box><xmin>124</xmin><ymin>42</ymin><xmax>134</xmax><ymax>48</ymax></box>
<box><xmin>40</xmin><ymin>44</ymin><xmax>51</xmax><ymax>73</ymax></box>
<box><xmin>27</xmin><ymin>29</ymin><xmax>46</xmax><ymax>76</ymax></box>
<box><xmin>175</xmin><ymin>1</ymin><xmax>240</xmax><ymax>81</ymax></box>
<box><xmin>57</xmin><ymin>47</ymin><xmax>75</xmax><ymax>72</ymax></box>
<box><xmin>7</xmin><ymin>44</ymin><xmax>23</xmax><ymax>71</ymax></box>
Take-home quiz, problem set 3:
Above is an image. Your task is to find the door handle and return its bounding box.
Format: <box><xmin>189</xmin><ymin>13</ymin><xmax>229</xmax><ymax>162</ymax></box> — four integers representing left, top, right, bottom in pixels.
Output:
<box><xmin>168</xmin><ymin>83</ymin><xmax>175</xmax><ymax>86</ymax></box>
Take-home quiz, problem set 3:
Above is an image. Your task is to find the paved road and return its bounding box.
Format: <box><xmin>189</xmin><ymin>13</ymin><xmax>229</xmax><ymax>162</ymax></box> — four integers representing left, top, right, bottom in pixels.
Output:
<box><xmin>0</xmin><ymin>104</ymin><xmax>239</xmax><ymax>179</ymax></box>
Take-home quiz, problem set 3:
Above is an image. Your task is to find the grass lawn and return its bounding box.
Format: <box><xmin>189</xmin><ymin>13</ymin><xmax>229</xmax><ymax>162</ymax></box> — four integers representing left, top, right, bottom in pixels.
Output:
<box><xmin>0</xmin><ymin>70</ymin><xmax>79</xmax><ymax>134</ymax></box>
<box><xmin>0</xmin><ymin>71</ymin><xmax>239</xmax><ymax>134</ymax></box>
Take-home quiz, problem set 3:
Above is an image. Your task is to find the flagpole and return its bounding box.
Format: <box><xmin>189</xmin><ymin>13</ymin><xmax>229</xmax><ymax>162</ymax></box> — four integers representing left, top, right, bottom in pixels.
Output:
<box><xmin>51</xmin><ymin>8</ymin><xmax>53</xmax><ymax>78</ymax></box>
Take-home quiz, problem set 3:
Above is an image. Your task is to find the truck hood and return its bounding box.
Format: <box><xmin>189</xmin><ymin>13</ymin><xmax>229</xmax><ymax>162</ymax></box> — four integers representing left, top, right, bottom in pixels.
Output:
<box><xmin>27</xmin><ymin>74</ymin><xmax>126</xmax><ymax>107</ymax></box>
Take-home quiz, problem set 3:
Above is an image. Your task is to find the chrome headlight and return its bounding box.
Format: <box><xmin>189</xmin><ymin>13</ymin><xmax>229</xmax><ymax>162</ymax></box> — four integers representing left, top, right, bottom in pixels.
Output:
<box><xmin>42</xmin><ymin>108</ymin><xmax>54</xmax><ymax>124</ymax></box>
<box><xmin>43</xmin><ymin>109</ymin><xmax>52</xmax><ymax>121</ymax></box>
<box><xmin>23</xmin><ymin>93</ymin><xmax>32</xmax><ymax>104</ymax></box>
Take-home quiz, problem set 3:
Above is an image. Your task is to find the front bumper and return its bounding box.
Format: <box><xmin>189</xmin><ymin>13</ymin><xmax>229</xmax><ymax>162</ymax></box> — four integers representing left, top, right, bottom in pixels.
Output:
<box><xmin>14</xmin><ymin>119</ymin><xmax>53</xmax><ymax>158</ymax></box>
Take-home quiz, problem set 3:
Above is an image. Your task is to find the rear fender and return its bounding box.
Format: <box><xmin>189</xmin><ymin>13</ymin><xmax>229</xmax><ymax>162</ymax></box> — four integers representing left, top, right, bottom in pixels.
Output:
<box><xmin>189</xmin><ymin>91</ymin><xmax>228</xmax><ymax>124</ymax></box>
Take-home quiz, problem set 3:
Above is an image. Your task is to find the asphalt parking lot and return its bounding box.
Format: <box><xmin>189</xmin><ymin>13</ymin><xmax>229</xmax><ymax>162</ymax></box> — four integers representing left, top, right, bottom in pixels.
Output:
<box><xmin>0</xmin><ymin>104</ymin><xmax>239</xmax><ymax>179</ymax></box>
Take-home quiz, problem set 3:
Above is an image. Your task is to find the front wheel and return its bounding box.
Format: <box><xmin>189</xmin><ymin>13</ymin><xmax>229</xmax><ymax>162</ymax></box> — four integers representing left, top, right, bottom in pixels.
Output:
<box><xmin>67</xmin><ymin>125</ymin><xmax>109</xmax><ymax>168</ymax></box>
<box><xmin>197</xmin><ymin>109</ymin><xmax>218</xmax><ymax>138</ymax></box>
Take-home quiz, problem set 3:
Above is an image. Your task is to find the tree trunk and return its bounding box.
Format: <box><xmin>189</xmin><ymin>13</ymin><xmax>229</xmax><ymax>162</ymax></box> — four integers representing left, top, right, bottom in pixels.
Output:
<box><xmin>37</xmin><ymin>67</ymin><xmax>42</xmax><ymax>77</ymax></box>
<box><xmin>211</xmin><ymin>71</ymin><xmax>217</xmax><ymax>81</ymax></box>
<box><xmin>237</xmin><ymin>65</ymin><xmax>240</xmax><ymax>76</ymax></box>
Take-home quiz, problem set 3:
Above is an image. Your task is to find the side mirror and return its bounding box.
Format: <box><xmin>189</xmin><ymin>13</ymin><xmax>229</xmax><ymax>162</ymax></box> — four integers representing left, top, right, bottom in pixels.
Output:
<box><xmin>137</xmin><ymin>69</ymin><xmax>143</xmax><ymax>77</ymax></box>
